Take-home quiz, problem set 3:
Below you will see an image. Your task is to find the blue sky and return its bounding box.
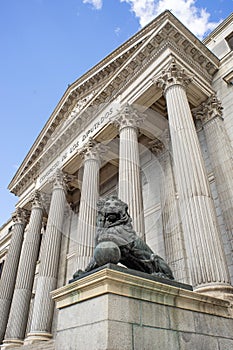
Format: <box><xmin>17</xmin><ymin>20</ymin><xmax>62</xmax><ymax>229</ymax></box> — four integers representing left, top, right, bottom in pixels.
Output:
<box><xmin>0</xmin><ymin>0</ymin><xmax>232</xmax><ymax>226</ymax></box>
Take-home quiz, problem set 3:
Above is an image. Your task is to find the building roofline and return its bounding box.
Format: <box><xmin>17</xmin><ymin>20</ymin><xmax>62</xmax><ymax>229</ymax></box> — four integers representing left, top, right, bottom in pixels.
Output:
<box><xmin>203</xmin><ymin>12</ymin><xmax>233</xmax><ymax>44</ymax></box>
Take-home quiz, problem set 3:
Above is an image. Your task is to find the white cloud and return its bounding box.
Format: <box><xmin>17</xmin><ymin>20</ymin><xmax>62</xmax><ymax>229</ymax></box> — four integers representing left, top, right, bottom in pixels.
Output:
<box><xmin>120</xmin><ymin>0</ymin><xmax>221</xmax><ymax>39</ymax></box>
<box><xmin>114</xmin><ymin>27</ymin><xmax>121</xmax><ymax>36</ymax></box>
<box><xmin>82</xmin><ymin>0</ymin><xmax>103</xmax><ymax>10</ymax></box>
<box><xmin>82</xmin><ymin>0</ymin><xmax>221</xmax><ymax>39</ymax></box>
<box><xmin>120</xmin><ymin>0</ymin><xmax>157</xmax><ymax>27</ymax></box>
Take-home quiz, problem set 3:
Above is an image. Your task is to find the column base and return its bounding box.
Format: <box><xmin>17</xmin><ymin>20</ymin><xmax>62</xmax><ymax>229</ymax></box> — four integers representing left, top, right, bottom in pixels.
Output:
<box><xmin>24</xmin><ymin>332</ymin><xmax>52</xmax><ymax>345</ymax></box>
<box><xmin>1</xmin><ymin>339</ymin><xmax>23</xmax><ymax>349</ymax></box>
<box><xmin>194</xmin><ymin>284</ymin><xmax>233</xmax><ymax>302</ymax></box>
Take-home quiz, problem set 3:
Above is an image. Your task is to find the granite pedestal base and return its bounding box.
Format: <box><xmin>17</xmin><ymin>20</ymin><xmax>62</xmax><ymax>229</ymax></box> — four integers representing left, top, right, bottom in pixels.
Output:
<box><xmin>52</xmin><ymin>265</ymin><xmax>233</xmax><ymax>350</ymax></box>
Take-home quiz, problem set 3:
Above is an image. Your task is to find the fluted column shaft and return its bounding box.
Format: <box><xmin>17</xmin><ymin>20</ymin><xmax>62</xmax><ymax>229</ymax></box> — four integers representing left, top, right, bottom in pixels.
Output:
<box><xmin>26</xmin><ymin>171</ymin><xmax>66</xmax><ymax>343</ymax></box>
<box><xmin>77</xmin><ymin>140</ymin><xmax>101</xmax><ymax>270</ymax></box>
<box><xmin>2</xmin><ymin>192</ymin><xmax>43</xmax><ymax>348</ymax></box>
<box><xmin>155</xmin><ymin>61</ymin><xmax>230</xmax><ymax>290</ymax></box>
<box><xmin>197</xmin><ymin>95</ymin><xmax>233</xmax><ymax>282</ymax></box>
<box><xmin>0</xmin><ymin>209</ymin><xmax>28</xmax><ymax>344</ymax></box>
<box><xmin>151</xmin><ymin>138</ymin><xmax>189</xmax><ymax>284</ymax></box>
<box><xmin>116</xmin><ymin>105</ymin><xmax>145</xmax><ymax>238</ymax></box>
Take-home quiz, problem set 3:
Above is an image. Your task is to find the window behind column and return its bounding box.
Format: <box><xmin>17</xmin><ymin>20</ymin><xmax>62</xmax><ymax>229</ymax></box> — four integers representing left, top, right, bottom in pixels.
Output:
<box><xmin>0</xmin><ymin>260</ymin><xmax>4</xmax><ymax>278</ymax></box>
<box><xmin>226</xmin><ymin>31</ymin><xmax>233</xmax><ymax>50</ymax></box>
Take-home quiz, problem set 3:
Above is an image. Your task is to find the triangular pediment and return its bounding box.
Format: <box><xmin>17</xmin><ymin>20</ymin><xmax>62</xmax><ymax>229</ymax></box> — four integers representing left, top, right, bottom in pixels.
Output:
<box><xmin>9</xmin><ymin>10</ymin><xmax>220</xmax><ymax>197</ymax></box>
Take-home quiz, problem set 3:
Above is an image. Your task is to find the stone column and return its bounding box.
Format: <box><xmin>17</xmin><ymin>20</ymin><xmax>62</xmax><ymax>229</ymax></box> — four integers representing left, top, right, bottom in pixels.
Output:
<box><xmin>194</xmin><ymin>94</ymin><xmax>233</xmax><ymax>282</ymax></box>
<box><xmin>76</xmin><ymin>140</ymin><xmax>103</xmax><ymax>271</ymax></box>
<box><xmin>25</xmin><ymin>170</ymin><xmax>67</xmax><ymax>344</ymax></box>
<box><xmin>0</xmin><ymin>208</ymin><xmax>29</xmax><ymax>344</ymax></box>
<box><xmin>2</xmin><ymin>191</ymin><xmax>44</xmax><ymax>349</ymax></box>
<box><xmin>154</xmin><ymin>60</ymin><xmax>231</xmax><ymax>295</ymax></box>
<box><xmin>114</xmin><ymin>104</ymin><xmax>145</xmax><ymax>239</ymax></box>
<box><xmin>149</xmin><ymin>135</ymin><xmax>189</xmax><ymax>284</ymax></box>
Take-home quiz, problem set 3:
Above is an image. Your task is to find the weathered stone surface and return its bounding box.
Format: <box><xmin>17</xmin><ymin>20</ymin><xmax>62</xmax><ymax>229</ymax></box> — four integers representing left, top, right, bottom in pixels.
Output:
<box><xmin>218</xmin><ymin>338</ymin><xmax>233</xmax><ymax>350</ymax></box>
<box><xmin>13</xmin><ymin>340</ymin><xmax>55</xmax><ymax>350</ymax></box>
<box><xmin>108</xmin><ymin>294</ymin><xmax>140</xmax><ymax>324</ymax></box>
<box><xmin>55</xmin><ymin>321</ymin><xmax>108</xmax><ymax>350</ymax></box>
<box><xmin>169</xmin><ymin>308</ymin><xmax>195</xmax><ymax>333</ymax></box>
<box><xmin>140</xmin><ymin>301</ymin><xmax>170</xmax><ymax>329</ymax></box>
<box><xmin>193</xmin><ymin>313</ymin><xmax>233</xmax><ymax>338</ymax></box>
<box><xmin>133</xmin><ymin>326</ymin><xmax>179</xmax><ymax>350</ymax></box>
<box><xmin>56</xmin><ymin>295</ymin><xmax>108</xmax><ymax>331</ymax></box>
<box><xmin>179</xmin><ymin>333</ymin><xmax>219</xmax><ymax>350</ymax></box>
<box><xmin>107</xmin><ymin>320</ymin><xmax>133</xmax><ymax>350</ymax></box>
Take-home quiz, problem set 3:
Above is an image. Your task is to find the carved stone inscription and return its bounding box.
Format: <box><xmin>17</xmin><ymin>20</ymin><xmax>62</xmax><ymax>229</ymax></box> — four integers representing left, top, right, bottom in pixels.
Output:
<box><xmin>37</xmin><ymin>104</ymin><xmax>116</xmax><ymax>186</ymax></box>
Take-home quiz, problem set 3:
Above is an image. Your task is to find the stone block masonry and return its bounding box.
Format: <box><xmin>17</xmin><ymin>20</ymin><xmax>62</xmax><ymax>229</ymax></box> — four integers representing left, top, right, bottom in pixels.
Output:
<box><xmin>52</xmin><ymin>266</ymin><xmax>233</xmax><ymax>350</ymax></box>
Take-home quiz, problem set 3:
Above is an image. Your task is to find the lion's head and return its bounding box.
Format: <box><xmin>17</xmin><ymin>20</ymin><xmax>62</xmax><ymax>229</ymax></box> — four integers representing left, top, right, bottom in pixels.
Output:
<box><xmin>97</xmin><ymin>195</ymin><xmax>131</xmax><ymax>227</ymax></box>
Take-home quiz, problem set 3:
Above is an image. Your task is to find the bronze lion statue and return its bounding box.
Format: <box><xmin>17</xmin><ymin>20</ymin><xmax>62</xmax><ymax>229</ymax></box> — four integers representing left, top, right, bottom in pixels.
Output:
<box><xmin>73</xmin><ymin>195</ymin><xmax>174</xmax><ymax>280</ymax></box>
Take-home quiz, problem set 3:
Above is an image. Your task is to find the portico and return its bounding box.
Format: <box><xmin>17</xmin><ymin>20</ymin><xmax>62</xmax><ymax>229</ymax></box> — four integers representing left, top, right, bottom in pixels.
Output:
<box><xmin>1</xmin><ymin>10</ymin><xmax>233</xmax><ymax>349</ymax></box>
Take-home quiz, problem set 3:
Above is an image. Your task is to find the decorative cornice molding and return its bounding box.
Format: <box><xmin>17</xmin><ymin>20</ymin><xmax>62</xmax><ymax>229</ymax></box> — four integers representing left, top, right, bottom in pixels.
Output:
<box><xmin>103</xmin><ymin>37</ymin><xmax>217</xmax><ymax>128</ymax></box>
<box><xmin>203</xmin><ymin>12</ymin><xmax>233</xmax><ymax>45</ymax></box>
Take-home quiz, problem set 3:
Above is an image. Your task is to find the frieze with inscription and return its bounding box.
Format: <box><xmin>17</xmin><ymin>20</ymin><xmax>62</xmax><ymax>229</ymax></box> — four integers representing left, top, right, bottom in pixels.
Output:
<box><xmin>37</xmin><ymin>103</ymin><xmax>117</xmax><ymax>187</ymax></box>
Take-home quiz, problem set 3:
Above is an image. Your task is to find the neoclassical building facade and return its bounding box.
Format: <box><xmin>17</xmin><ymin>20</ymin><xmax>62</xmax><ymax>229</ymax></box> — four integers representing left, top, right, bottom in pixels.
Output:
<box><xmin>0</xmin><ymin>10</ymin><xmax>233</xmax><ymax>350</ymax></box>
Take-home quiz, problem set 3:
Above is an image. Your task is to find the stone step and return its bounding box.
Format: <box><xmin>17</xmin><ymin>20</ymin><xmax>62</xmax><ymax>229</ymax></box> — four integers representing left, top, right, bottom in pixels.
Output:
<box><xmin>17</xmin><ymin>340</ymin><xmax>55</xmax><ymax>350</ymax></box>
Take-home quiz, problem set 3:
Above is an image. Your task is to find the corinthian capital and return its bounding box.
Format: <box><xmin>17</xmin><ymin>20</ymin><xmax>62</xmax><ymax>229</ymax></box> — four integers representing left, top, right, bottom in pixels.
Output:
<box><xmin>50</xmin><ymin>169</ymin><xmax>79</xmax><ymax>193</ymax></box>
<box><xmin>49</xmin><ymin>169</ymin><xmax>67</xmax><ymax>190</ymax></box>
<box><xmin>193</xmin><ymin>94</ymin><xmax>223</xmax><ymax>125</ymax></box>
<box><xmin>30</xmin><ymin>190</ymin><xmax>43</xmax><ymax>209</ymax></box>
<box><xmin>79</xmin><ymin>138</ymin><xmax>108</xmax><ymax>163</ymax></box>
<box><xmin>148</xmin><ymin>138</ymin><xmax>165</xmax><ymax>155</ymax></box>
<box><xmin>153</xmin><ymin>59</ymin><xmax>192</xmax><ymax>93</ymax></box>
<box><xmin>202</xmin><ymin>94</ymin><xmax>223</xmax><ymax>123</ymax></box>
<box><xmin>148</xmin><ymin>130</ymin><xmax>170</xmax><ymax>155</ymax></box>
<box><xmin>12</xmin><ymin>208</ymin><xmax>30</xmax><ymax>224</ymax></box>
<box><xmin>113</xmin><ymin>104</ymin><xmax>145</xmax><ymax>131</ymax></box>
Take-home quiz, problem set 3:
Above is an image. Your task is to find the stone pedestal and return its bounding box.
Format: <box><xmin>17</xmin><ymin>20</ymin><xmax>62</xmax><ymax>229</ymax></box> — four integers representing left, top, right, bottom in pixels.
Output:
<box><xmin>52</xmin><ymin>265</ymin><xmax>233</xmax><ymax>350</ymax></box>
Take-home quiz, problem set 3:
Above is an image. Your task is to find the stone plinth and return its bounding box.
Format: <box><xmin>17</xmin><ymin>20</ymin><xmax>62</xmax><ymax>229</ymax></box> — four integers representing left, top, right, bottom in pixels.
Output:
<box><xmin>52</xmin><ymin>265</ymin><xmax>233</xmax><ymax>350</ymax></box>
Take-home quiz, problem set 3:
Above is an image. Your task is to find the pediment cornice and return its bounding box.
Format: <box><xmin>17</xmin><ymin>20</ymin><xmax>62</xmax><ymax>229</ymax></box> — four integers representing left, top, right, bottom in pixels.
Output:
<box><xmin>203</xmin><ymin>12</ymin><xmax>233</xmax><ymax>45</ymax></box>
<box><xmin>9</xmin><ymin>10</ymin><xmax>220</xmax><ymax>197</ymax></box>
